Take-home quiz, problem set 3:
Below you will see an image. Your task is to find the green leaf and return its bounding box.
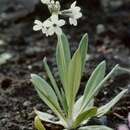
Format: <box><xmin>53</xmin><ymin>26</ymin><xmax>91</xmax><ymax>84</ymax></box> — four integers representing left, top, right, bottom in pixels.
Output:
<box><xmin>67</xmin><ymin>50</ymin><xmax>82</xmax><ymax>116</ymax></box>
<box><xmin>80</xmin><ymin>100</ymin><xmax>95</xmax><ymax>125</ymax></box>
<box><xmin>93</xmin><ymin>64</ymin><xmax>119</xmax><ymax>95</ymax></box>
<box><xmin>43</xmin><ymin>58</ymin><xmax>65</xmax><ymax>109</ymax></box>
<box><xmin>34</xmin><ymin>116</ymin><xmax>46</xmax><ymax>130</ymax></box>
<box><xmin>0</xmin><ymin>53</ymin><xmax>12</xmax><ymax>65</ymax></box>
<box><xmin>78</xmin><ymin>33</ymin><xmax>88</xmax><ymax>73</ymax></box>
<box><xmin>35</xmin><ymin>109</ymin><xmax>63</xmax><ymax>125</ymax></box>
<box><xmin>31</xmin><ymin>74</ymin><xmax>65</xmax><ymax>121</ymax></box>
<box><xmin>79</xmin><ymin>125</ymin><xmax>113</xmax><ymax>130</ymax></box>
<box><xmin>60</xmin><ymin>88</ymin><xmax>68</xmax><ymax>115</ymax></box>
<box><xmin>81</xmin><ymin>61</ymin><xmax>106</xmax><ymax>110</ymax></box>
<box><xmin>74</xmin><ymin>98</ymin><xmax>94</xmax><ymax>120</ymax></box>
<box><xmin>56</xmin><ymin>33</ymin><xmax>71</xmax><ymax>89</ymax></box>
<box><xmin>81</xmin><ymin>64</ymin><xmax>119</xmax><ymax>113</ymax></box>
<box><xmin>72</xmin><ymin>107</ymin><xmax>97</xmax><ymax>129</ymax></box>
<box><xmin>97</xmin><ymin>89</ymin><xmax>128</xmax><ymax>117</ymax></box>
<box><xmin>73</xmin><ymin>96</ymin><xmax>83</xmax><ymax>118</ymax></box>
<box><xmin>31</xmin><ymin>74</ymin><xmax>59</xmax><ymax>106</ymax></box>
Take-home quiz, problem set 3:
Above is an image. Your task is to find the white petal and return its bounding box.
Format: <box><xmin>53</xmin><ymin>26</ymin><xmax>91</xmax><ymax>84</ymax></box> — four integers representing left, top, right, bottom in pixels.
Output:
<box><xmin>54</xmin><ymin>27</ymin><xmax>62</xmax><ymax>35</ymax></box>
<box><xmin>74</xmin><ymin>6</ymin><xmax>81</xmax><ymax>12</ymax></box>
<box><xmin>71</xmin><ymin>1</ymin><xmax>76</xmax><ymax>8</ymax></box>
<box><xmin>69</xmin><ymin>18</ymin><xmax>77</xmax><ymax>26</ymax></box>
<box><xmin>69</xmin><ymin>18</ymin><xmax>73</xmax><ymax>25</ymax></box>
<box><xmin>78</xmin><ymin>12</ymin><xmax>82</xmax><ymax>18</ymax></box>
<box><xmin>41</xmin><ymin>27</ymin><xmax>47</xmax><ymax>34</ymax></box>
<box><xmin>41</xmin><ymin>0</ymin><xmax>50</xmax><ymax>4</ymax></box>
<box><xmin>34</xmin><ymin>20</ymin><xmax>43</xmax><ymax>26</ymax></box>
<box><xmin>43</xmin><ymin>20</ymin><xmax>52</xmax><ymax>27</ymax></box>
<box><xmin>47</xmin><ymin>27</ymin><xmax>55</xmax><ymax>36</ymax></box>
<box><xmin>51</xmin><ymin>14</ymin><xmax>58</xmax><ymax>24</ymax></box>
<box><xmin>33</xmin><ymin>25</ymin><xmax>42</xmax><ymax>31</ymax></box>
<box><xmin>57</xmin><ymin>19</ymin><xmax>65</xmax><ymax>27</ymax></box>
<box><xmin>74</xmin><ymin>12</ymin><xmax>82</xmax><ymax>19</ymax></box>
<box><xmin>33</xmin><ymin>20</ymin><xmax>43</xmax><ymax>31</ymax></box>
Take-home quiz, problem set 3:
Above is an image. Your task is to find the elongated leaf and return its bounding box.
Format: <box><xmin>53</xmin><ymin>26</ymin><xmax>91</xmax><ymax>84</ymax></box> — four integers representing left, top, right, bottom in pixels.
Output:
<box><xmin>73</xmin><ymin>97</ymin><xmax>94</xmax><ymax>120</ymax></box>
<box><xmin>67</xmin><ymin>50</ymin><xmax>82</xmax><ymax>116</ymax></box>
<box><xmin>78</xmin><ymin>33</ymin><xmax>88</xmax><ymax>73</ymax></box>
<box><xmin>82</xmin><ymin>64</ymin><xmax>119</xmax><ymax>112</ymax></box>
<box><xmin>35</xmin><ymin>109</ymin><xmax>63</xmax><ymax>125</ymax></box>
<box><xmin>79</xmin><ymin>125</ymin><xmax>113</xmax><ymax>130</ymax></box>
<box><xmin>93</xmin><ymin>64</ymin><xmax>119</xmax><ymax>95</ymax></box>
<box><xmin>97</xmin><ymin>89</ymin><xmax>128</xmax><ymax>117</ymax></box>
<box><xmin>60</xmin><ymin>88</ymin><xmax>68</xmax><ymax>114</ymax></box>
<box><xmin>34</xmin><ymin>116</ymin><xmax>46</xmax><ymax>130</ymax></box>
<box><xmin>81</xmin><ymin>64</ymin><xmax>119</xmax><ymax>113</ymax></box>
<box><xmin>31</xmin><ymin>74</ymin><xmax>65</xmax><ymax>121</ymax></box>
<box><xmin>72</xmin><ymin>107</ymin><xmax>97</xmax><ymax>129</ymax></box>
<box><xmin>36</xmin><ymin>88</ymin><xmax>66</xmax><ymax>124</ymax></box>
<box><xmin>43</xmin><ymin>58</ymin><xmax>65</xmax><ymax>109</ymax></box>
<box><xmin>81</xmin><ymin>61</ymin><xmax>106</xmax><ymax>110</ymax></box>
<box><xmin>31</xmin><ymin>74</ymin><xmax>59</xmax><ymax>106</ymax></box>
<box><xmin>56</xmin><ymin>33</ymin><xmax>71</xmax><ymax>89</ymax></box>
<box><xmin>73</xmin><ymin>96</ymin><xmax>83</xmax><ymax>119</ymax></box>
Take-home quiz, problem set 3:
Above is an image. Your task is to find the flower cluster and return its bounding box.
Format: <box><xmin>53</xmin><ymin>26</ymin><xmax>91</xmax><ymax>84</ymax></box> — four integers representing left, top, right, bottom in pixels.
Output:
<box><xmin>118</xmin><ymin>113</ymin><xmax>130</xmax><ymax>130</ymax></box>
<box><xmin>33</xmin><ymin>0</ymin><xmax>82</xmax><ymax>36</ymax></box>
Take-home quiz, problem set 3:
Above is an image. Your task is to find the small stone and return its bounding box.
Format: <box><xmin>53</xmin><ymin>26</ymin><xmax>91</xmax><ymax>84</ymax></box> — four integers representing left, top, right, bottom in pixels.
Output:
<box><xmin>47</xmin><ymin>109</ymin><xmax>53</xmax><ymax>114</ymax></box>
<box><xmin>23</xmin><ymin>101</ymin><xmax>31</xmax><ymax>107</ymax></box>
<box><xmin>96</xmin><ymin>24</ymin><xmax>105</xmax><ymax>34</ymax></box>
<box><xmin>35</xmin><ymin>103</ymin><xmax>43</xmax><ymax>110</ymax></box>
<box><xmin>0</xmin><ymin>40</ymin><xmax>5</xmax><ymax>45</ymax></box>
<box><xmin>28</xmin><ymin>111</ymin><xmax>35</xmax><ymax>119</ymax></box>
<box><xmin>28</xmin><ymin>65</ymin><xmax>32</xmax><ymax>70</ymax></box>
<box><xmin>1</xmin><ymin>118</ymin><xmax>7</xmax><ymax>125</ymax></box>
<box><xmin>0</xmin><ymin>53</ymin><xmax>12</xmax><ymax>65</ymax></box>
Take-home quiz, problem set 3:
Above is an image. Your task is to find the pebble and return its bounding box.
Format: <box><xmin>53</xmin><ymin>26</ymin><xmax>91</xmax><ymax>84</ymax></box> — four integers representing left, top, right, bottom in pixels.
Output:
<box><xmin>23</xmin><ymin>101</ymin><xmax>31</xmax><ymax>107</ymax></box>
<box><xmin>35</xmin><ymin>103</ymin><xmax>43</xmax><ymax>110</ymax></box>
<box><xmin>96</xmin><ymin>24</ymin><xmax>105</xmax><ymax>34</ymax></box>
<box><xmin>0</xmin><ymin>40</ymin><xmax>5</xmax><ymax>45</ymax></box>
<box><xmin>47</xmin><ymin>109</ymin><xmax>53</xmax><ymax>114</ymax></box>
<box><xmin>1</xmin><ymin>118</ymin><xmax>7</xmax><ymax>125</ymax></box>
<box><xmin>28</xmin><ymin>111</ymin><xmax>35</xmax><ymax>119</ymax></box>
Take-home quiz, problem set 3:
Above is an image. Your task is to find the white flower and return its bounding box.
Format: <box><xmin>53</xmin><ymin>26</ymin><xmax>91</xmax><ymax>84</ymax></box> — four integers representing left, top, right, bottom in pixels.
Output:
<box><xmin>44</xmin><ymin>15</ymin><xmax>65</xmax><ymax>36</ymax></box>
<box><xmin>69</xmin><ymin>1</ymin><xmax>82</xmax><ymax>26</ymax></box>
<box><xmin>33</xmin><ymin>20</ymin><xmax>43</xmax><ymax>31</ymax></box>
<box><xmin>33</xmin><ymin>15</ymin><xmax>65</xmax><ymax>36</ymax></box>
<box><xmin>41</xmin><ymin>0</ymin><xmax>50</xmax><ymax>4</ymax></box>
<box><xmin>33</xmin><ymin>20</ymin><xmax>48</xmax><ymax>35</ymax></box>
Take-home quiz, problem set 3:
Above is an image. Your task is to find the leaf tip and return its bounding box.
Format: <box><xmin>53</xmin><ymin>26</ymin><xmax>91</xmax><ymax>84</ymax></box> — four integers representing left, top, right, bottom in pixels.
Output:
<box><xmin>43</xmin><ymin>57</ymin><xmax>47</xmax><ymax>63</ymax></box>
<box><xmin>100</xmin><ymin>60</ymin><xmax>106</xmax><ymax>68</ymax></box>
<box><xmin>84</xmin><ymin>33</ymin><xmax>88</xmax><ymax>37</ymax></box>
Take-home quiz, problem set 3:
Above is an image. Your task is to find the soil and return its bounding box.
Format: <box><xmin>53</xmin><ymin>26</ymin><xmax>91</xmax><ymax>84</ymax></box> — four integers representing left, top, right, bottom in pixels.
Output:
<box><xmin>0</xmin><ymin>0</ymin><xmax>130</xmax><ymax>130</ymax></box>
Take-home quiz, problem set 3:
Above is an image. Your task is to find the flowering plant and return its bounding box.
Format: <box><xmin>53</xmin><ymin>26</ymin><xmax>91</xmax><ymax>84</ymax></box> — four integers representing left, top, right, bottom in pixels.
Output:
<box><xmin>31</xmin><ymin>0</ymin><xmax>128</xmax><ymax>130</ymax></box>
